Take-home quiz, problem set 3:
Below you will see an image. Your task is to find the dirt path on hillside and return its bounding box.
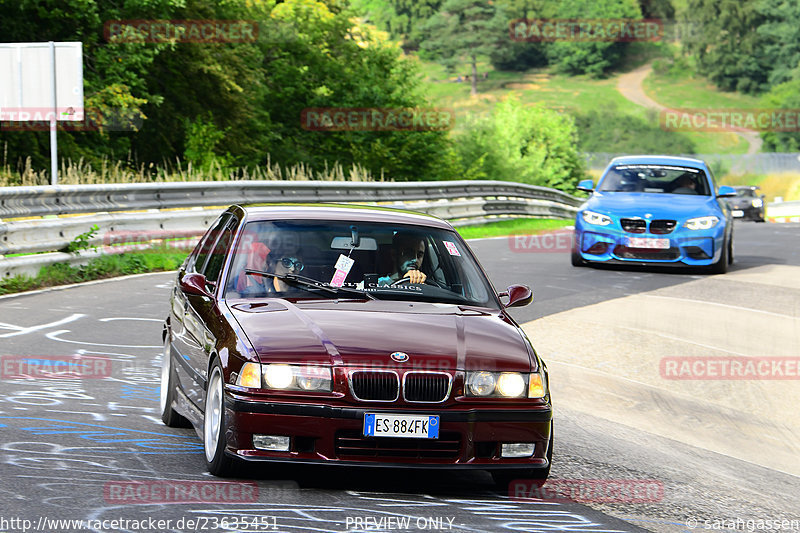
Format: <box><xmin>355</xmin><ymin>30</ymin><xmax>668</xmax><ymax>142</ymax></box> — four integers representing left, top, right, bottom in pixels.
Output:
<box><xmin>616</xmin><ymin>63</ymin><xmax>763</xmax><ymax>154</ymax></box>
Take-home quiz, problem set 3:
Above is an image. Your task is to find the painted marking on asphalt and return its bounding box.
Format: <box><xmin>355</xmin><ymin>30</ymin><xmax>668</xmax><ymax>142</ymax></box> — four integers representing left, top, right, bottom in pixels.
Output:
<box><xmin>0</xmin><ymin>313</ymin><xmax>86</xmax><ymax>338</ymax></box>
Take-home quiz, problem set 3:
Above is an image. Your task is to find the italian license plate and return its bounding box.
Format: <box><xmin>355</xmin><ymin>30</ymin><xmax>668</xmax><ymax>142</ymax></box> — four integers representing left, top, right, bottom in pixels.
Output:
<box><xmin>363</xmin><ymin>413</ymin><xmax>440</xmax><ymax>439</ymax></box>
<box><xmin>732</xmin><ymin>210</ymin><xmax>744</xmax><ymax>217</ymax></box>
<box><xmin>627</xmin><ymin>237</ymin><xmax>670</xmax><ymax>249</ymax></box>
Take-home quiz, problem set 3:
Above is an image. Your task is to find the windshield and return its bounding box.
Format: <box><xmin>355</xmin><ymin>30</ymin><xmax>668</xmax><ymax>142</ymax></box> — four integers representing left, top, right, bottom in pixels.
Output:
<box><xmin>225</xmin><ymin>220</ymin><xmax>497</xmax><ymax>307</ymax></box>
<box><xmin>735</xmin><ymin>188</ymin><xmax>756</xmax><ymax>197</ymax></box>
<box><xmin>598</xmin><ymin>164</ymin><xmax>711</xmax><ymax>196</ymax></box>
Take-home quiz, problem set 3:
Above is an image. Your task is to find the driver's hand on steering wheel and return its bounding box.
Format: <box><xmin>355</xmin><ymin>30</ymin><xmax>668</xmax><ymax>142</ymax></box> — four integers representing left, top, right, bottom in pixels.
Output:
<box><xmin>403</xmin><ymin>269</ymin><xmax>427</xmax><ymax>284</ymax></box>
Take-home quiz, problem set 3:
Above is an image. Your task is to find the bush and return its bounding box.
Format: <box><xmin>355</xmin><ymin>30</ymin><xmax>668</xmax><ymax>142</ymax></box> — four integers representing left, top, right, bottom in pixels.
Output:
<box><xmin>574</xmin><ymin>109</ymin><xmax>697</xmax><ymax>154</ymax></box>
<box><xmin>455</xmin><ymin>97</ymin><xmax>586</xmax><ymax>192</ymax></box>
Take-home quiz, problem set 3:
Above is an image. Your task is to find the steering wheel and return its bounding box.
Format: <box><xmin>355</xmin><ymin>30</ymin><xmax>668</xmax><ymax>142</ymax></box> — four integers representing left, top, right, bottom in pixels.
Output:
<box><xmin>390</xmin><ymin>275</ymin><xmax>443</xmax><ymax>288</ymax></box>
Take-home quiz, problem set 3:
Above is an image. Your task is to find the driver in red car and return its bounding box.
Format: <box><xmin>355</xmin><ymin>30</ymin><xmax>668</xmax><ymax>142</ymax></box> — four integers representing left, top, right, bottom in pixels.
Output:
<box><xmin>378</xmin><ymin>232</ymin><xmax>427</xmax><ymax>285</ymax></box>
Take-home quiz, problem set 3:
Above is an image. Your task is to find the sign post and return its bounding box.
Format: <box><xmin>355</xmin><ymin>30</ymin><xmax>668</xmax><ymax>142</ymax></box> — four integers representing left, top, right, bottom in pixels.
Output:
<box><xmin>0</xmin><ymin>42</ymin><xmax>84</xmax><ymax>186</ymax></box>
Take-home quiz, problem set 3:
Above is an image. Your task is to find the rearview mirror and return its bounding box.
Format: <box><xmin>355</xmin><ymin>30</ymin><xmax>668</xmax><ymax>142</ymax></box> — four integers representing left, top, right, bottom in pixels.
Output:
<box><xmin>499</xmin><ymin>284</ymin><xmax>533</xmax><ymax>308</ymax></box>
<box><xmin>717</xmin><ymin>185</ymin><xmax>736</xmax><ymax>198</ymax></box>
<box><xmin>330</xmin><ymin>236</ymin><xmax>378</xmax><ymax>251</ymax></box>
<box><xmin>577</xmin><ymin>179</ymin><xmax>594</xmax><ymax>192</ymax></box>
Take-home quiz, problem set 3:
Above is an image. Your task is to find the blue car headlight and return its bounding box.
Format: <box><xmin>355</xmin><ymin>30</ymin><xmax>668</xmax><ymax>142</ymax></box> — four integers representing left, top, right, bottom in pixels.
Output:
<box><xmin>684</xmin><ymin>216</ymin><xmax>719</xmax><ymax>230</ymax></box>
<box><xmin>582</xmin><ymin>210</ymin><xmax>612</xmax><ymax>226</ymax></box>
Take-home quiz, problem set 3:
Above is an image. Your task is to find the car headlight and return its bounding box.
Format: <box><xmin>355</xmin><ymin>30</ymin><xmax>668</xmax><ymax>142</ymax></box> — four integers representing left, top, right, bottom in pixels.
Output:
<box><xmin>467</xmin><ymin>371</ymin><xmax>496</xmax><ymax>396</ymax></box>
<box><xmin>752</xmin><ymin>198</ymin><xmax>763</xmax><ymax>208</ymax></box>
<box><xmin>263</xmin><ymin>364</ymin><xmax>332</xmax><ymax>392</ymax></box>
<box><xmin>235</xmin><ymin>362</ymin><xmax>262</xmax><ymax>388</ymax></box>
<box><xmin>582</xmin><ymin>210</ymin><xmax>612</xmax><ymax>226</ymax></box>
<box><xmin>684</xmin><ymin>216</ymin><xmax>719</xmax><ymax>230</ymax></box>
<box><xmin>466</xmin><ymin>371</ymin><xmax>546</xmax><ymax>398</ymax></box>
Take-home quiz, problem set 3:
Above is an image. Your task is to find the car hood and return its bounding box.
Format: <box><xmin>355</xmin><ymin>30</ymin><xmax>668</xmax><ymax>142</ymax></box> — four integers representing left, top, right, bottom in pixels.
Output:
<box><xmin>586</xmin><ymin>192</ymin><xmax>721</xmax><ymax>219</ymax></box>
<box><xmin>228</xmin><ymin>300</ymin><xmax>533</xmax><ymax>372</ymax></box>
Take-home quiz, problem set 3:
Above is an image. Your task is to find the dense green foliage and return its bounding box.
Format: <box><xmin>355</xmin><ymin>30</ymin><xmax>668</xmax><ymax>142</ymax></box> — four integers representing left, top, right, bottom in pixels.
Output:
<box><xmin>455</xmin><ymin>98</ymin><xmax>585</xmax><ymax>192</ymax></box>
<box><xmin>682</xmin><ymin>0</ymin><xmax>800</xmax><ymax>95</ymax></box>
<box><xmin>575</xmin><ymin>109</ymin><xmax>697</xmax><ymax>154</ymax></box>
<box><xmin>0</xmin><ymin>0</ymin><xmax>456</xmax><ymax>181</ymax></box>
<box><xmin>760</xmin><ymin>80</ymin><xmax>800</xmax><ymax>152</ymax></box>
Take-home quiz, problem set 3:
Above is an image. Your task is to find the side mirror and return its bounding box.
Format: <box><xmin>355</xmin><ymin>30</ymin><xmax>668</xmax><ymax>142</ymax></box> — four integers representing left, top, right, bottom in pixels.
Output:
<box><xmin>499</xmin><ymin>284</ymin><xmax>533</xmax><ymax>308</ymax></box>
<box><xmin>717</xmin><ymin>185</ymin><xmax>736</xmax><ymax>198</ymax></box>
<box><xmin>577</xmin><ymin>179</ymin><xmax>594</xmax><ymax>192</ymax></box>
<box><xmin>180</xmin><ymin>272</ymin><xmax>213</xmax><ymax>297</ymax></box>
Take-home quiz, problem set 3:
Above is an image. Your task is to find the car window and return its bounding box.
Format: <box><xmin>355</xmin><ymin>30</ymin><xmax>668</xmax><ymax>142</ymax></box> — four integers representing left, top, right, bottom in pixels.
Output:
<box><xmin>201</xmin><ymin>217</ymin><xmax>237</xmax><ymax>284</ymax></box>
<box><xmin>598</xmin><ymin>165</ymin><xmax>711</xmax><ymax>196</ymax></box>
<box><xmin>190</xmin><ymin>214</ymin><xmax>233</xmax><ymax>274</ymax></box>
<box><xmin>224</xmin><ymin>220</ymin><xmax>497</xmax><ymax>307</ymax></box>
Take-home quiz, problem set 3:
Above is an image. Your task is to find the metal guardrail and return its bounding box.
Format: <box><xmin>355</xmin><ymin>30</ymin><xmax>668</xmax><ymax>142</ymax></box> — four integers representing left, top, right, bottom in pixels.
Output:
<box><xmin>0</xmin><ymin>180</ymin><xmax>584</xmax><ymax>279</ymax></box>
<box><xmin>0</xmin><ymin>180</ymin><xmax>582</xmax><ymax>219</ymax></box>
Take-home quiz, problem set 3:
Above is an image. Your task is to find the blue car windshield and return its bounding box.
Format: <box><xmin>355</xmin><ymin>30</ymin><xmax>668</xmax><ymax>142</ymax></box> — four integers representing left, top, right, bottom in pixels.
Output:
<box><xmin>598</xmin><ymin>165</ymin><xmax>711</xmax><ymax>196</ymax></box>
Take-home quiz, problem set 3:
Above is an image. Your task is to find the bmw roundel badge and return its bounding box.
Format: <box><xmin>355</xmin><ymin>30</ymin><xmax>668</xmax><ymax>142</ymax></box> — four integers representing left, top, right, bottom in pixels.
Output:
<box><xmin>390</xmin><ymin>352</ymin><xmax>409</xmax><ymax>363</ymax></box>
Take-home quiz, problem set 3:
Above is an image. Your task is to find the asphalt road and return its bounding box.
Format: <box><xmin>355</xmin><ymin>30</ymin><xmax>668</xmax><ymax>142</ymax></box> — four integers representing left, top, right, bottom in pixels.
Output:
<box><xmin>0</xmin><ymin>220</ymin><xmax>798</xmax><ymax>533</ymax></box>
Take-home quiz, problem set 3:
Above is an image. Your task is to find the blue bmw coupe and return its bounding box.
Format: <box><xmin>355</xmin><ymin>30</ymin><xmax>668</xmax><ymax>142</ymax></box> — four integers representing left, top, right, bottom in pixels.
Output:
<box><xmin>571</xmin><ymin>156</ymin><xmax>736</xmax><ymax>273</ymax></box>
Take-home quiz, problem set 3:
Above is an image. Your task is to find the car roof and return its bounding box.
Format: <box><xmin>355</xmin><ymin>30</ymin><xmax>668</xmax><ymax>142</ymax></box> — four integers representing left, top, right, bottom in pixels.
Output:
<box><xmin>608</xmin><ymin>155</ymin><xmax>707</xmax><ymax>170</ymax></box>
<box><xmin>234</xmin><ymin>203</ymin><xmax>454</xmax><ymax>230</ymax></box>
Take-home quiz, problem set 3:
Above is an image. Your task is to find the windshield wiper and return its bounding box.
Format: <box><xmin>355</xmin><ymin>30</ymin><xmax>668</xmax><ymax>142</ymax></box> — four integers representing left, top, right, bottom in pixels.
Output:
<box><xmin>244</xmin><ymin>269</ymin><xmax>376</xmax><ymax>300</ymax></box>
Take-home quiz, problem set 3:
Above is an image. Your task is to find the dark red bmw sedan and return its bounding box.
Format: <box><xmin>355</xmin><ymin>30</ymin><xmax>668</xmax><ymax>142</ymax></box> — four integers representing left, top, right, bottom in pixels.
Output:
<box><xmin>160</xmin><ymin>204</ymin><xmax>552</xmax><ymax>484</ymax></box>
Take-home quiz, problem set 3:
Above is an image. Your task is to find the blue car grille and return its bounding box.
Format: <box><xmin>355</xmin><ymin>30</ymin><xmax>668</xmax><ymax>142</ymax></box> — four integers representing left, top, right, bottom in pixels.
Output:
<box><xmin>620</xmin><ymin>218</ymin><xmax>646</xmax><ymax>233</ymax></box>
<box><xmin>620</xmin><ymin>218</ymin><xmax>677</xmax><ymax>235</ymax></box>
<box><xmin>650</xmin><ymin>220</ymin><xmax>677</xmax><ymax>234</ymax></box>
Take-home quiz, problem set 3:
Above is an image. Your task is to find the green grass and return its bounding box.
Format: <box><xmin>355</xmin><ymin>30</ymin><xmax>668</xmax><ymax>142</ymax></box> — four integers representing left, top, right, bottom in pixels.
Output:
<box><xmin>643</xmin><ymin>70</ymin><xmax>763</xmax><ymax>110</ymax></box>
<box><xmin>418</xmin><ymin>53</ymin><xmax>760</xmax><ymax>154</ymax></box>
<box><xmin>456</xmin><ymin>218</ymin><xmax>573</xmax><ymax>240</ymax></box>
<box><xmin>420</xmin><ymin>57</ymin><xmax>646</xmax><ymax>131</ymax></box>
<box><xmin>0</xmin><ymin>250</ymin><xmax>188</xmax><ymax>295</ymax></box>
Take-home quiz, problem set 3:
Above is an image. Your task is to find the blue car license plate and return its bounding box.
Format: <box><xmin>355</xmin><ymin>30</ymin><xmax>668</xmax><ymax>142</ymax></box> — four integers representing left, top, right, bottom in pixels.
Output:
<box><xmin>363</xmin><ymin>413</ymin><xmax>439</xmax><ymax>439</ymax></box>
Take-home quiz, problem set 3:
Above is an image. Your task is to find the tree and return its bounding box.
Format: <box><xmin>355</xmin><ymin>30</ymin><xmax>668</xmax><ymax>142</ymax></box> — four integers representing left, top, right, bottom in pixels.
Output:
<box><xmin>682</xmin><ymin>0</ymin><xmax>770</xmax><ymax>94</ymax></box>
<box><xmin>756</xmin><ymin>0</ymin><xmax>800</xmax><ymax>88</ymax></box>
<box><xmin>544</xmin><ymin>0</ymin><xmax>643</xmax><ymax>77</ymax></box>
<box><xmin>419</xmin><ymin>0</ymin><xmax>508</xmax><ymax>96</ymax></box>
<box><xmin>760</xmin><ymin>79</ymin><xmax>800</xmax><ymax>152</ymax></box>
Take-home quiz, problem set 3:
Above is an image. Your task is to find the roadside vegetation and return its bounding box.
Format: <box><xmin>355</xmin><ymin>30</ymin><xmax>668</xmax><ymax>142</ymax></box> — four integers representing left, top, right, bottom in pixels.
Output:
<box><xmin>4</xmin><ymin>0</ymin><xmax>798</xmax><ymax>189</ymax></box>
<box><xmin>0</xmin><ymin>251</ymin><xmax>187</xmax><ymax>296</ymax></box>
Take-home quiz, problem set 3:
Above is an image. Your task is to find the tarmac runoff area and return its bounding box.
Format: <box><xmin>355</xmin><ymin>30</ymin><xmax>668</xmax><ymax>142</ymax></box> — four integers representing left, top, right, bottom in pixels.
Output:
<box><xmin>522</xmin><ymin>264</ymin><xmax>800</xmax><ymax>477</ymax></box>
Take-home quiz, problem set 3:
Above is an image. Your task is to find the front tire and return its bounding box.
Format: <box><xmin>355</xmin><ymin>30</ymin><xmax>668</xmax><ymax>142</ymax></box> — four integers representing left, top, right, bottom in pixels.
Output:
<box><xmin>160</xmin><ymin>332</ymin><xmax>189</xmax><ymax>427</ymax></box>
<box><xmin>710</xmin><ymin>236</ymin><xmax>729</xmax><ymax>274</ymax></box>
<box><xmin>204</xmin><ymin>361</ymin><xmax>235</xmax><ymax>476</ymax></box>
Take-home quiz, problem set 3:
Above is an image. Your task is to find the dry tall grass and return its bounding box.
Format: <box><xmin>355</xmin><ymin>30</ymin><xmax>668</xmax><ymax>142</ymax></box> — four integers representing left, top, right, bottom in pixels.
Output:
<box><xmin>0</xmin><ymin>153</ymin><xmax>381</xmax><ymax>187</ymax></box>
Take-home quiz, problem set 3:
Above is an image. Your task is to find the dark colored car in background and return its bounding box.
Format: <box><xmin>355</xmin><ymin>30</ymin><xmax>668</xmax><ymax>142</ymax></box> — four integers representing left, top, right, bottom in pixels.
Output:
<box><xmin>572</xmin><ymin>155</ymin><xmax>737</xmax><ymax>273</ymax></box>
<box><xmin>160</xmin><ymin>204</ymin><xmax>552</xmax><ymax>486</ymax></box>
<box><xmin>724</xmin><ymin>186</ymin><xmax>766</xmax><ymax>222</ymax></box>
